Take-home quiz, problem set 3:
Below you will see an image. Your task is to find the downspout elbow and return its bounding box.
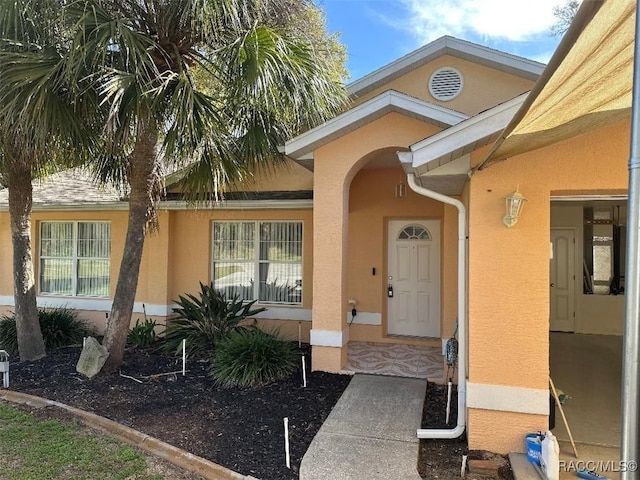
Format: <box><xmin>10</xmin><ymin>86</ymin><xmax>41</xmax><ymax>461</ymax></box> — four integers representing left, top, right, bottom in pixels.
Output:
<box><xmin>417</xmin><ymin>425</ymin><xmax>466</xmax><ymax>439</ymax></box>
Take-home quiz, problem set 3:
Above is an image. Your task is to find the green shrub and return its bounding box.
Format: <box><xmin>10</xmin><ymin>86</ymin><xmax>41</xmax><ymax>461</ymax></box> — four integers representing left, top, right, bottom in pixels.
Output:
<box><xmin>211</xmin><ymin>328</ymin><xmax>297</xmax><ymax>388</ymax></box>
<box><xmin>0</xmin><ymin>308</ymin><xmax>95</xmax><ymax>355</ymax></box>
<box><xmin>161</xmin><ymin>282</ymin><xmax>266</xmax><ymax>358</ymax></box>
<box><xmin>38</xmin><ymin>308</ymin><xmax>95</xmax><ymax>350</ymax></box>
<box><xmin>127</xmin><ymin>317</ymin><xmax>158</xmax><ymax>347</ymax></box>
<box><xmin>0</xmin><ymin>315</ymin><xmax>18</xmax><ymax>355</ymax></box>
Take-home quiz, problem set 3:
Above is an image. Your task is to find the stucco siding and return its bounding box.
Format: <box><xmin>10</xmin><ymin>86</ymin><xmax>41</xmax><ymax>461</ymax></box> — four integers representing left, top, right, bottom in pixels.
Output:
<box><xmin>352</xmin><ymin>55</ymin><xmax>536</xmax><ymax>116</ymax></box>
<box><xmin>468</xmin><ymin>409</ymin><xmax>547</xmax><ymax>453</ymax></box>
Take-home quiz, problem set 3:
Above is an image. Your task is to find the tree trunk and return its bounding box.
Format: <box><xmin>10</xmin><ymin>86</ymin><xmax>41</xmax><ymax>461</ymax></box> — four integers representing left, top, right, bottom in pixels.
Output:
<box><xmin>7</xmin><ymin>160</ymin><xmax>46</xmax><ymax>362</ymax></box>
<box><xmin>101</xmin><ymin>121</ymin><xmax>159</xmax><ymax>373</ymax></box>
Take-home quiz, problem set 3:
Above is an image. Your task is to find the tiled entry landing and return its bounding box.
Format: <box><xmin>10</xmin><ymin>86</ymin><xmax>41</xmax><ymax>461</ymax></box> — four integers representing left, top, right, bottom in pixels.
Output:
<box><xmin>344</xmin><ymin>341</ymin><xmax>444</xmax><ymax>382</ymax></box>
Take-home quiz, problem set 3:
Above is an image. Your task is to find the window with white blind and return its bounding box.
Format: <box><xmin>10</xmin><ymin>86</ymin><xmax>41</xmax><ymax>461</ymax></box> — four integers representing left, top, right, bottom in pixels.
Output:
<box><xmin>39</xmin><ymin>221</ymin><xmax>111</xmax><ymax>297</ymax></box>
<box><xmin>212</xmin><ymin>221</ymin><xmax>303</xmax><ymax>305</ymax></box>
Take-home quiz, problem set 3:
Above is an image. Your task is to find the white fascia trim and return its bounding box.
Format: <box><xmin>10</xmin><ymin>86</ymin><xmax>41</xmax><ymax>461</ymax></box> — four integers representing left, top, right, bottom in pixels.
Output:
<box><xmin>410</xmin><ymin>93</ymin><xmax>528</xmax><ymax>170</ymax></box>
<box><xmin>252</xmin><ymin>308</ymin><xmax>312</xmax><ymax>321</ymax></box>
<box><xmin>346</xmin><ymin>312</ymin><xmax>381</xmax><ymax>326</ymax></box>
<box><xmin>467</xmin><ymin>382</ymin><xmax>549</xmax><ymax>416</ymax></box>
<box><xmin>0</xmin><ymin>296</ymin><xmax>174</xmax><ymax>316</ymax></box>
<box><xmin>0</xmin><ymin>202</ymin><xmax>128</xmax><ymax>212</ymax></box>
<box><xmin>348</xmin><ymin>36</ymin><xmax>544</xmax><ymax>97</ymax></box>
<box><xmin>0</xmin><ymin>199</ymin><xmax>313</xmax><ymax>213</ymax></box>
<box><xmin>284</xmin><ymin>90</ymin><xmax>468</xmax><ymax>159</ymax></box>
<box><xmin>550</xmin><ymin>195</ymin><xmax>628</xmax><ymax>202</ymax></box>
<box><xmin>159</xmin><ymin>199</ymin><xmax>313</xmax><ymax>211</ymax></box>
<box><xmin>310</xmin><ymin>328</ymin><xmax>350</xmax><ymax>348</ymax></box>
<box><xmin>0</xmin><ymin>296</ymin><xmax>311</xmax><ymax>322</ymax></box>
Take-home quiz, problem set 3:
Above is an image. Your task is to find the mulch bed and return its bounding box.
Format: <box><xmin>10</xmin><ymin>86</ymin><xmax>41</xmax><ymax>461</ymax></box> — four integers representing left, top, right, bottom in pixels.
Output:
<box><xmin>5</xmin><ymin>344</ymin><xmax>350</xmax><ymax>480</ymax></box>
<box><xmin>4</xmin><ymin>345</ymin><xmax>513</xmax><ymax>479</ymax></box>
<box><xmin>419</xmin><ymin>383</ymin><xmax>513</xmax><ymax>479</ymax></box>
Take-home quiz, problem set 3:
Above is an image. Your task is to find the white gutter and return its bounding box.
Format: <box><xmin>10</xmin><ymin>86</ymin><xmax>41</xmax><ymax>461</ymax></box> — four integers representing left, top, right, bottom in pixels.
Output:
<box><xmin>405</xmin><ymin>170</ymin><xmax>467</xmax><ymax>439</ymax></box>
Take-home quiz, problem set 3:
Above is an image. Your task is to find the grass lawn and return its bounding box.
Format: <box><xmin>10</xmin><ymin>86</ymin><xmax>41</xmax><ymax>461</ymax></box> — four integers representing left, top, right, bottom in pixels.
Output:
<box><xmin>0</xmin><ymin>403</ymin><xmax>167</xmax><ymax>480</ymax></box>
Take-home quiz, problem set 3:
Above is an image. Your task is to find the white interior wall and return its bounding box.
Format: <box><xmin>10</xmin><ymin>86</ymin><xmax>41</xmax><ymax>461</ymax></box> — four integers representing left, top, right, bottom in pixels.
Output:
<box><xmin>551</xmin><ymin>203</ymin><xmax>624</xmax><ymax>335</ymax></box>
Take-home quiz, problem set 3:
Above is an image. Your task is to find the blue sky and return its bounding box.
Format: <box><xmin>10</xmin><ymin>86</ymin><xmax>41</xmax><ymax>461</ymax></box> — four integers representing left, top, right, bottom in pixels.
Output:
<box><xmin>319</xmin><ymin>0</ymin><xmax>564</xmax><ymax>82</ymax></box>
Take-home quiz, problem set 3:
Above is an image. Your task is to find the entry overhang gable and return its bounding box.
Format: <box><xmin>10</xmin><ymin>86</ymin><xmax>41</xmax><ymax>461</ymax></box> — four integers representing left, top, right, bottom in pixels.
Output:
<box><xmin>482</xmin><ymin>0</ymin><xmax>631</xmax><ymax>167</ymax></box>
<box><xmin>284</xmin><ymin>90</ymin><xmax>469</xmax><ymax>170</ymax></box>
<box><xmin>399</xmin><ymin>93</ymin><xmax>528</xmax><ymax>196</ymax></box>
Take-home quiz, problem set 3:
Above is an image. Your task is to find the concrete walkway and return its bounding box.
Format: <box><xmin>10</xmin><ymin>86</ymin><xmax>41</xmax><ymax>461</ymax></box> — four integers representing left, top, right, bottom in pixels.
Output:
<box><xmin>300</xmin><ymin>374</ymin><xmax>427</xmax><ymax>480</ymax></box>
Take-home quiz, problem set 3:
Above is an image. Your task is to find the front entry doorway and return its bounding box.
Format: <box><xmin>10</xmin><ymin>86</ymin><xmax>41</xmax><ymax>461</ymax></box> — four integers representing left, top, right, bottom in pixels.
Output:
<box><xmin>387</xmin><ymin>219</ymin><xmax>440</xmax><ymax>337</ymax></box>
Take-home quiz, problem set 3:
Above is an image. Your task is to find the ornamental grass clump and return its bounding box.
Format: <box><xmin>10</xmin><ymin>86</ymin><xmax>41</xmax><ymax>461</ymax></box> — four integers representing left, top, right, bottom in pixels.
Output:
<box><xmin>212</xmin><ymin>328</ymin><xmax>297</xmax><ymax>388</ymax></box>
<box><xmin>161</xmin><ymin>282</ymin><xmax>266</xmax><ymax>358</ymax></box>
<box><xmin>0</xmin><ymin>308</ymin><xmax>94</xmax><ymax>355</ymax></box>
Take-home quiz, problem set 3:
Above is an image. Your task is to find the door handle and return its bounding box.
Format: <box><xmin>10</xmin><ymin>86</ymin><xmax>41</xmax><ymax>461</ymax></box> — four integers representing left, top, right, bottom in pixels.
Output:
<box><xmin>387</xmin><ymin>284</ymin><xmax>394</xmax><ymax>298</ymax></box>
<box><xmin>550</xmin><ymin>283</ymin><xmax>555</xmax><ymax>287</ymax></box>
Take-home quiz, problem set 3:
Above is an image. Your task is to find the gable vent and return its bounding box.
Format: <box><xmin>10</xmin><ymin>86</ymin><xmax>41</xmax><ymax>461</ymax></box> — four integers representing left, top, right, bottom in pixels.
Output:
<box><xmin>429</xmin><ymin>67</ymin><xmax>463</xmax><ymax>101</ymax></box>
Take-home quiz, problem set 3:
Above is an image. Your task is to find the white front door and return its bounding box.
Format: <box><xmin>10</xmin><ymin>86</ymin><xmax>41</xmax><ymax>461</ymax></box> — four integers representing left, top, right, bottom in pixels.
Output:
<box><xmin>387</xmin><ymin>220</ymin><xmax>440</xmax><ymax>337</ymax></box>
<box><xmin>550</xmin><ymin>228</ymin><xmax>576</xmax><ymax>332</ymax></box>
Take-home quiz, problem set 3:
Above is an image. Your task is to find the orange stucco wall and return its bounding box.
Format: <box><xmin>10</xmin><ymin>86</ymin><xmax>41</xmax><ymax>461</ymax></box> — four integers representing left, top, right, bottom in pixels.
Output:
<box><xmin>469</xmin><ymin>410</ymin><xmax>547</xmax><ymax>454</ymax></box>
<box><xmin>0</xmin><ymin>205</ymin><xmax>313</xmax><ymax>339</ymax></box>
<box><xmin>467</xmin><ymin>118</ymin><xmax>630</xmax><ymax>452</ymax></box>
<box><xmin>353</xmin><ymin>55</ymin><xmax>536</xmax><ymax>116</ymax></box>
<box><xmin>168</xmin><ymin>207</ymin><xmax>313</xmax><ymax>310</ymax></box>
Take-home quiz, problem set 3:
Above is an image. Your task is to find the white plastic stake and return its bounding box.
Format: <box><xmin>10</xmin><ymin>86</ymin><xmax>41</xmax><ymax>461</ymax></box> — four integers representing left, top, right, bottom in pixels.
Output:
<box><xmin>284</xmin><ymin>417</ymin><xmax>291</xmax><ymax>468</ymax></box>
<box><xmin>302</xmin><ymin>355</ymin><xmax>307</xmax><ymax>388</ymax></box>
<box><xmin>182</xmin><ymin>339</ymin><xmax>186</xmax><ymax>376</ymax></box>
<box><xmin>446</xmin><ymin>380</ymin><xmax>452</xmax><ymax>424</ymax></box>
<box><xmin>298</xmin><ymin>321</ymin><xmax>301</xmax><ymax>348</ymax></box>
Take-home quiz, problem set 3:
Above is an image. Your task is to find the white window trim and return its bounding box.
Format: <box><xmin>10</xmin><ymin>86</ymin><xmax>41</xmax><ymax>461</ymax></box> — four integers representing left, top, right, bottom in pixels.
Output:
<box><xmin>39</xmin><ymin>220</ymin><xmax>111</xmax><ymax>298</ymax></box>
<box><xmin>211</xmin><ymin>220</ymin><xmax>304</xmax><ymax>306</ymax></box>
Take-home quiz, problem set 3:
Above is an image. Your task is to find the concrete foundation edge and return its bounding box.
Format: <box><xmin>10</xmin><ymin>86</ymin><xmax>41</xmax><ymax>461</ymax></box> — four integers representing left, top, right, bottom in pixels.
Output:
<box><xmin>0</xmin><ymin>389</ymin><xmax>258</xmax><ymax>480</ymax></box>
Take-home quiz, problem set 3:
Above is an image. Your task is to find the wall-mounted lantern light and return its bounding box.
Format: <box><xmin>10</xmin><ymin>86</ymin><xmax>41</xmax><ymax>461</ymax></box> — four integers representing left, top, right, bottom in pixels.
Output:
<box><xmin>503</xmin><ymin>186</ymin><xmax>526</xmax><ymax>228</ymax></box>
<box><xmin>395</xmin><ymin>182</ymin><xmax>406</xmax><ymax>198</ymax></box>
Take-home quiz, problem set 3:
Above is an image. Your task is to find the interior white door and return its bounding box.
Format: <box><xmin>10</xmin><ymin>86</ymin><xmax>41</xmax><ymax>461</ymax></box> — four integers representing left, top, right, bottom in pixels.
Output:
<box><xmin>550</xmin><ymin>228</ymin><xmax>576</xmax><ymax>332</ymax></box>
<box><xmin>387</xmin><ymin>220</ymin><xmax>440</xmax><ymax>337</ymax></box>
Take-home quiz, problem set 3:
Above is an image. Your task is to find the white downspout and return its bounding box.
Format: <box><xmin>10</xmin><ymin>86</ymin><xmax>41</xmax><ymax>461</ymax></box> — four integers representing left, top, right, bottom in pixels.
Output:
<box><xmin>406</xmin><ymin>172</ymin><xmax>467</xmax><ymax>439</ymax></box>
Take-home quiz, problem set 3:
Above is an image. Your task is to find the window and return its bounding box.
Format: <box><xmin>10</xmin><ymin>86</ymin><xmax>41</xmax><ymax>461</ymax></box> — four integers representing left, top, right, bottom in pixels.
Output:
<box><xmin>583</xmin><ymin>204</ymin><xmax>626</xmax><ymax>295</ymax></box>
<box><xmin>212</xmin><ymin>221</ymin><xmax>303</xmax><ymax>305</ymax></box>
<box><xmin>398</xmin><ymin>225</ymin><xmax>431</xmax><ymax>240</ymax></box>
<box><xmin>40</xmin><ymin>222</ymin><xmax>111</xmax><ymax>297</ymax></box>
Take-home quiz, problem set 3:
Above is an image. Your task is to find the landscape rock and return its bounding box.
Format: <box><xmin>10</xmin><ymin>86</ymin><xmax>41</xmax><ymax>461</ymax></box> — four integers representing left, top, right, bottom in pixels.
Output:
<box><xmin>76</xmin><ymin>337</ymin><xmax>108</xmax><ymax>378</ymax></box>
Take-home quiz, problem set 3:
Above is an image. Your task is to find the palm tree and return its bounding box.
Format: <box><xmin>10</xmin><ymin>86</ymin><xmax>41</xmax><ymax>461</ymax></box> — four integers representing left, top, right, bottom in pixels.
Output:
<box><xmin>64</xmin><ymin>0</ymin><xmax>347</xmax><ymax>373</ymax></box>
<box><xmin>0</xmin><ymin>0</ymin><xmax>99</xmax><ymax>361</ymax></box>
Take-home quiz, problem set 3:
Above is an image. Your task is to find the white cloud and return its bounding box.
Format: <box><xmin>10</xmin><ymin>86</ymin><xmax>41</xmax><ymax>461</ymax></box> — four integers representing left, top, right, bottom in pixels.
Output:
<box><xmin>398</xmin><ymin>0</ymin><xmax>561</xmax><ymax>45</ymax></box>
